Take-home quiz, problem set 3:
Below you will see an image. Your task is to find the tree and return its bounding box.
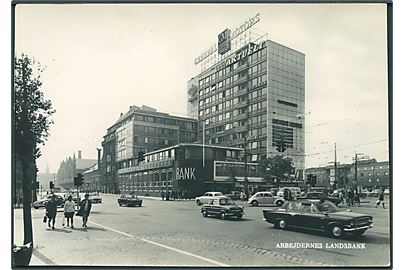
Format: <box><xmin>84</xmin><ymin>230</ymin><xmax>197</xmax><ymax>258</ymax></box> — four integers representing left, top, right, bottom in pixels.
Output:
<box><xmin>14</xmin><ymin>54</ymin><xmax>55</xmax><ymax>247</ymax></box>
<box><xmin>259</xmin><ymin>155</ymin><xmax>294</xmax><ymax>188</ymax></box>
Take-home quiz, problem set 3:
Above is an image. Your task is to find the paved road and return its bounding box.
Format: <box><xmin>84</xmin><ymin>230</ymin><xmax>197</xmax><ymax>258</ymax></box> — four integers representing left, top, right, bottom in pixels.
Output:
<box><xmin>13</xmin><ymin>194</ymin><xmax>391</xmax><ymax>267</ymax></box>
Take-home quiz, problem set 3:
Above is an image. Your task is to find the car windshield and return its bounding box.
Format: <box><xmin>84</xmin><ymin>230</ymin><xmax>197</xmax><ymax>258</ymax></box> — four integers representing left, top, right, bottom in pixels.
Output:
<box><xmin>219</xmin><ymin>198</ymin><xmax>235</xmax><ymax>205</ymax></box>
<box><xmin>317</xmin><ymin>201</ymin><xmax>339</xmax><ymax>213</ymax></box>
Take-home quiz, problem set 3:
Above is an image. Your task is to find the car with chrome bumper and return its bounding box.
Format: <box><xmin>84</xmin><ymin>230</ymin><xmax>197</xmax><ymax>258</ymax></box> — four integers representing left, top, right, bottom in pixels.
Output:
<box><xmin>262</xmin><ymin>200</ymin><xmax>373</xmax><ymax>238</ymax></box>
<box><xmin>201</xmin><ymin>196</ymin><xmax>244</xmax><ymax>220</ymax></box>
<box><xmin>118</xmin><ymin>194</ymin><xmax>142</xmax><ymax>207</ymax></box>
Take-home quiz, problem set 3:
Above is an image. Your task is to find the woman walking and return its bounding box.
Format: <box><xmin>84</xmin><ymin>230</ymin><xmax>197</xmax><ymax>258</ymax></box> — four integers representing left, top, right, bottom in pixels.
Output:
<box><xmin>77</xmin><ymin>193</ymin><xmax>92</xmax><ymax>227</ymax></box>
<box><xmin>64</xmin><ymin>195</ymin><xmax>76</xmax><ymax>228</ymax></box>
<box><xmin>45</xmin><ymin>194</ymin><xmax>58</xmax><ymax>230</ymax></box>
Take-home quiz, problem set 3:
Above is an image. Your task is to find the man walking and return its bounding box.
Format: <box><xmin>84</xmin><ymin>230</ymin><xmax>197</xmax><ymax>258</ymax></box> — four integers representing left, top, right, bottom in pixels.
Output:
<box><xmin>375</xmin><ymin>188</ymin><xmax>385</xmax><ymax>209</ymax></box>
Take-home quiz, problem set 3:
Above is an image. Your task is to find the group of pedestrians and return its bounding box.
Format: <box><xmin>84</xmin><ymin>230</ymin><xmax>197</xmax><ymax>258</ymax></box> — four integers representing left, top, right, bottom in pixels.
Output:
<box><xmin>161</xmin><ymin>190</ymin><xmax>192</xmax><ymax>201</ymax></box>
<box><xmin>45</xmin><ymin>193</ymin><xmax>92</xmax><ymax>230</ymax></box>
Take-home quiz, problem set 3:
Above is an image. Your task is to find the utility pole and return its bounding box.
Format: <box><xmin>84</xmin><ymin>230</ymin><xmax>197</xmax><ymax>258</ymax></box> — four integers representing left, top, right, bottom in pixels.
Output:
<box><xmin>334</xmin><ymin>143</ymin><xmax>338</xmax><ymax>189</ymax></box>
<box><xmin>97</xmin><ymin>148</ymin><xmax>102</xmax><ymax>195</ymax></box>
<box><xmin>244</xmin><ymin>136</ymin><xmax>249</xmax><ymax>198</ymax></box>
<box><xmin>354</xmin><ymin>153</ymin><xmax>358</xmax><ymax>193</ymax></box>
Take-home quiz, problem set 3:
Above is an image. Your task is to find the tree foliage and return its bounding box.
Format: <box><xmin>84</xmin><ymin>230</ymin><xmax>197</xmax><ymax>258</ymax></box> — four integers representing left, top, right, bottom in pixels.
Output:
<box><xmin>259</xmin><ymin>155</ymin><xmax>294</xmax><ymax>187</ymax></box>
<box><xmin>14</xmin><ymin>54</ymin><xmax>55</xmax><ymax>247</ymax></box>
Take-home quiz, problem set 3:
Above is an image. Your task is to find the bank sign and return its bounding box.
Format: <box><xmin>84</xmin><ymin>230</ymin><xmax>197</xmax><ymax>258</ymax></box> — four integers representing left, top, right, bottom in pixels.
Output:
<box><xmin>174</xmin><ymin>160</ymin><xmax>213</xmax><ymax>181</ymax></box>
<box><xmin>176</xmin><ymin>167</ymin><xmax>196</xmax><ymax>180</ymax></box>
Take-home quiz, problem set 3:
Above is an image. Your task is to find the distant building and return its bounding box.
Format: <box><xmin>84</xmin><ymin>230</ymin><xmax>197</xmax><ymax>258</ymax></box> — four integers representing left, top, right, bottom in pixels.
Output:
<box><xmin>100</xmin><ymin>105</ymin><xmax>198</xmax><ymax>194</ymax></box>
<box><xmin>56</xmin><ymin>151</ymin><xmax>97</xmax><ymax>189</ymax></box>
<box><xmin>83</xmin><ymin>163</ymin><xmax>100</xmax><ymax>192</ymax></box>
<box><xmin>304</xmin><ymin>159</ymin><xmax>389</xmax><ymax>188</ymax></box>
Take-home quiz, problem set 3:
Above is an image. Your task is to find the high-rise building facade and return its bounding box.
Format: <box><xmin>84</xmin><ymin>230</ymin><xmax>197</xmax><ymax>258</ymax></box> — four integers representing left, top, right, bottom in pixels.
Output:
<box><xmin>100</xmin><ymin>105</ymin><xmax>198</xmax><ymax>193</ymax></box>
<box><xmin>188</xmin><ymin>38</ymin><xmax>305</xmax><ymax>178</ymax></box>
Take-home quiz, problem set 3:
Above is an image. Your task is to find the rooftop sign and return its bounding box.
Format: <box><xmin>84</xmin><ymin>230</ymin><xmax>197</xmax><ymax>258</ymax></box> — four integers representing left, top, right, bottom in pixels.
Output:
<box><xmin>194</xmin><ymin>13</ymin><xmax>261</xmax><ymax>65</ymax></box>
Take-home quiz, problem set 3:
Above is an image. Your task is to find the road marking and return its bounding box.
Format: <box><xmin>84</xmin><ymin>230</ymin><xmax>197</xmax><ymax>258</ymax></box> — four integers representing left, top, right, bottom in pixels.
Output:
<box><xmin>88</xmin><ymin>221</ymin><xmax>229</xmax><ymax>267</ymax></box>
<box><xmin>32</xmin><ymin>248</ymin><xmax>56</xmax><ymax>265</ymax></box>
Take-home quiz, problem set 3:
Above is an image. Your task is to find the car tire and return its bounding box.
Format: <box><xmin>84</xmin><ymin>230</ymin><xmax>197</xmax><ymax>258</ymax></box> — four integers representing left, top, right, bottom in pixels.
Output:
<box><xmin>278</xmin><ymin>219</ymin><xmax>287</xmax><ymax>230</ymax></box>
<box><xmin>251</xmin><ymin>201</ymin><xmax>258</xmax><ymax>207</ymax></box>
<box><xmin>220</xmin><ymin>212</ymin><xmax>226</xmax><ymax>220</ymax></box>
<box><xmin>236</xmin><ymin>214</ymin><xmax>242</xmax><ymax>220</ymax></box>
<box><xmin>119</xmin><ymin>203</ymin><xmax>122</xmax><ymax>207</ymax></box>
<box><xmin>330</xmin><ymin>225</ymin><xmax>344</xmax><ymax>238</ymax></box>
<box><xmin>202</xmin><ymin>210</ymin><xmax>208</xmax><ymax>217</ymax></box>
<box><xmin>276</xmin><ymin>200</ymin><xmax>284</xmax><ymax>207</ymax></box>
<box><xmin>196</xmin><ymin>200</ymin><xmax>202</xmax><ymax>206</ymax></box>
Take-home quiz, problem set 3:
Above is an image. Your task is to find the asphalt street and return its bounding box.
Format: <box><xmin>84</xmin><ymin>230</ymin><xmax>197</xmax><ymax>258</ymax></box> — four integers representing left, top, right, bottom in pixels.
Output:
<box><xmin>13</xmin><ymin>194</ymin><xmax>391</xmax><ymax>267</ymax></box>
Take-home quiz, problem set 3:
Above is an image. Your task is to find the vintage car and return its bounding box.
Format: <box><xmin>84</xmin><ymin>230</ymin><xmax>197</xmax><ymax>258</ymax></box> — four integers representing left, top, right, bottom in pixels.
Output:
<box><xmin>263</xmin><ymin>200</ymin><xmax>373</xmax><ymax>238</ymax></box>
<box><xmin>33</xmin><ymin>195</ymin><xmax>64</xmax><ymax>209</ymax></box>
<box><xmin>247</xmin><ymin>191</ymin><xmax>285</xmax><ymax>207</ymax></box>
<box><xmin>118</xmin><ymin>194</ymin><xmax>142</xmax><ymax>207</ymax></box>
<box><xmin>88</xmin><ymin>192</ymin><xmax>102</xmax><ymax>204</ymax></box>
<box><xmin>224</xmin><ymin>191</ymin><xmax>241</xmax><ymax>200</ymax></box>
<box><xmin>195</xmin><ymin>192</ymin><xmax>224</xmax><ymax>206</ymax></box>
<box><xmin>301</xmin><ymin>192</ymin><xmax>341</xmax><ymax>206</ymax></box>
<box><xmin>201</xmin><ymin>196</ymin><xmax>244</xmax><ymax>220</ymax></box>
<box><xmin>277</xmin><ymin>187</ymin><xmax>301</xmax><ymax>198</ymax></box>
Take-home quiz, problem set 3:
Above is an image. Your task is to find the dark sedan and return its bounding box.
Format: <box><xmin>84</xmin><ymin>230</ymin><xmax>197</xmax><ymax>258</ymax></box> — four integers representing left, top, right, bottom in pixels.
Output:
<box><xmin>201</xmin><ymin>196</ymin><xmax>244</xmax><ymax>220</ymax></box>
<box><xmin>118</xmin><ymin>194</ymin><xmax>143</xmax><ymax>207</ymax></box>
<box><xmin>263</xmin><ymin>200</ymin><xmax>373</xmax><ymax>238</ymax></box>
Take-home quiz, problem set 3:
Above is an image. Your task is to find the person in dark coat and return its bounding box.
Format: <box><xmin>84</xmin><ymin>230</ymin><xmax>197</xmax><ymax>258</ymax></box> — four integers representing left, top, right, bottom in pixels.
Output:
<box><xmin>77</xmin><ymin>193</ymin><xmax>92</xmax><ymax>227</ymax></box>
<box><xmin>283</xmin><ymin>188</ymin><xmax>290</xmax><ymax>201</ymax></box>
<box><xmin>45</xmin><ymin>194</ymin><xmax>58</xmax><ymax>229</ymax></box>
<box><xmin>375</xmin><ymin>188</ymin><xmax>385</xmax><ymax>208</ymax></box>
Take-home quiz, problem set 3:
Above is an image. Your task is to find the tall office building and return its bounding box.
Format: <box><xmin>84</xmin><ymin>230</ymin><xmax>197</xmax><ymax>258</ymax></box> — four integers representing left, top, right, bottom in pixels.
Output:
<box><xmin>187</xmin><ymin>14</ymin><xmax>305</xmax><ymax>179</ymax></box>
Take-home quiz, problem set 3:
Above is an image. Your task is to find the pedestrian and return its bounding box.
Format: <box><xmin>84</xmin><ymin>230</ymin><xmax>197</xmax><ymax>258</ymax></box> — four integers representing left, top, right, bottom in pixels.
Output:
<box><xmin>375</xmin><ymin>188</ymin><xmax>385</xmax><ymax>208</ymax></box>
<box><xmin>338</xmin><ymin>190</ymin><xmax>344</xmax><ymax>205</ymax></box>
<box><xmin>64</xmin><ymin>195</ymin><xmax>76</xmax><ymax>228</ymax></box>
<box><xmin>240</xmin><ymin>191</ymin><xmax>246</xmax><ymax>201</ymax></box>
<box><xmin>161</xmin><ymin>191</ymin><xmax>165</xmax><ymax>201</ymax></box>
<box><xmin>45</xmin><ymin>194</ymin><xmax>58</xmax><ymax>230</ymax></box>
<box><xmin>354</xmin><ymin>190</ymin><xmax>361</xmax><ymax>206</ymax></box>
<box><xmin>283</xmin><ymin>188</ymin><xmax>290</xmax><ymax>201</ymax></box>
<box><xmin>76</xmin><ymin>193</ymin><xmax>92</xmax><ymax>227</ymax></box>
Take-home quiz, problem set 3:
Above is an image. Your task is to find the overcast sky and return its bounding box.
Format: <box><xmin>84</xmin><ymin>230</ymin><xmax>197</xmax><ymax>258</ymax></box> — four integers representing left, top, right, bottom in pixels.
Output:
<box><xmin>15</xmin><ymin>3</ymin><xmax>388</xmax><ymax>173</ymax></box>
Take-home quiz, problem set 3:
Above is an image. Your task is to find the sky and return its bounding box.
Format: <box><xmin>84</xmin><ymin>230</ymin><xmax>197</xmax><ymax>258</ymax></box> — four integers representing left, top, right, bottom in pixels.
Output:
<box><xmin>14</xmin><ymin>3</ymin><xmax>389</xmax><ymax>173</ymax></box>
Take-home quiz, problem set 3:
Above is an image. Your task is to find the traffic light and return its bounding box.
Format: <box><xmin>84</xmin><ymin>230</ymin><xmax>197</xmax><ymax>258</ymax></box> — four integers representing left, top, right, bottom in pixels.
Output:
<box><xmin>49</xmin><ymin>181</ymin><xmax>54</xmax><ymax>189</ymax></box>
<box><xmin>74</xmin><ymin>173</ymin><xmax>84</xmax><ymax>186</ymax></box>
<box><xmin>138</xmin><ymin>151</ymin><xmax>145</xmax><ymax>163</ymax></box>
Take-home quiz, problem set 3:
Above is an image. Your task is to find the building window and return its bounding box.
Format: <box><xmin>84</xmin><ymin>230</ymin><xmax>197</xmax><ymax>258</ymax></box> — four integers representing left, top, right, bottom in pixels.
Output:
<box><xmin>144</xmin><ymin>137</ymin><xmax>149</xmax><ymax>143</ymax></box>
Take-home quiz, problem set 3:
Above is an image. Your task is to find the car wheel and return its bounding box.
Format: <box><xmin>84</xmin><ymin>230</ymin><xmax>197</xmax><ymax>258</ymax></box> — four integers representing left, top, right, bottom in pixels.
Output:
<box><xmin>331</xmin><ymin>225</ymin><xmax>344</xmax><ymax>238</ymax></box>
<box><xmin>236</xmin><ymin>214</ymin><xmax>242</xmax><ymax>220</ymax></box>
<box><xmin>119</xmin><ymin>203</ymin><xmax>122</xmax><ymax>207</ymax></box>
<box><xmin>202</xmin><ymin>210</ymin><xmax>208</xmax><ymax>217</ymax></box>
<box><xmin>220</xmin><ymin>212</ymin><xmax>226</xmax><ymax>220</ymax></box>
<box><xmin>251</xmin><ymin>201</ymin><xmax>258</xmax><ymax>207</ymax></box>
<box><xmin>34</xmin><ymin>206</ymin><xmax>39</xmax><ymax>209</ymax></box>
<box><xmin>196</xmin><ymin>200</ymin><xmax>202</xmax><ymax>206</ymax></box>
<box><xmin>276</xmin><ymin>200</ymin><xmax>284</xmax><ymax>207</ymax></box>
<box><xmin>278</xmin><ymin>219</ymin><xmax>287</xmax><ymax>230</ymax></box>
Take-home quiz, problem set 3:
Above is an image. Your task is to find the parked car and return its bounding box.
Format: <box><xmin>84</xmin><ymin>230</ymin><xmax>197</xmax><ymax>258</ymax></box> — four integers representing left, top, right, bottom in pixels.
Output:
<box><xmin>367</xmin><ymin>190</ymin><xmax>380</xmax><ymax>197</ymax></box>
<box><xmin>33</xmin><ymin>195</ymin><xmax>64</xmax><ymax>209</ymax></box>
<box><xmin>262</xmin><ymin>200</ymin><xmax>373</xmax><ymax>238</ymax></box>
<box><xmin>118</xmin><ymin>194</ymin><xmax>142</xmax><ymax>207</ymax></box>
<box><xmin>301</xmin><ymin>192</ymin><xmax>341</xmax><ymax>206</ymax></box>
<box><xmin>247</xmin><ymin>191</ymin><xmax>285</xmax><ymax>207</ymax></box>
<box><xmin>277</xmin><ymin>187</ymin><xmax>301</xmax><ymax>198</ymax></box>
<box><xmin>88</xmin><ymin>192</ymin><xmax>102</xmax><ymax>204</ymax></box>
<box><xmin>224</xmin><ymin>191</ymin><xmax>241</xmax><ymax>200</ymax></box>
<box><xmin>195</xmin><ymin>192</ymin><xmax>224</xmax><ymax>206</ymax></box>
<box><xmin>201</xmin><ymin>196</ymin><xmax>244</xmax><ymax>220</ymax></box>
<box><xmin>384</xmin><ymin>189</ymin><xmax>390</xmax><ymax>195</ymax></box>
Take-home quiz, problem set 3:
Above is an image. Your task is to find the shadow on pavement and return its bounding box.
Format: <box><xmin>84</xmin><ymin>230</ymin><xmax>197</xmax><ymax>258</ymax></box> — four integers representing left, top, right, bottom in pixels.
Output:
<box><xmin>44</xmin><ymin>228</ymin><xmax>72</xmax><ymax>234</ymax></box>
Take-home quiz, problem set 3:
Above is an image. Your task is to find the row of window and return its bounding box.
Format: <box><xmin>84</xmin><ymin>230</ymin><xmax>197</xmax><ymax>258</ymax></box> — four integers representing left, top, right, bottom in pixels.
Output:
<box><xmin>132</xmin><ymin>114</ymin><xmax>197</xmax><ymax>130</ymax></box>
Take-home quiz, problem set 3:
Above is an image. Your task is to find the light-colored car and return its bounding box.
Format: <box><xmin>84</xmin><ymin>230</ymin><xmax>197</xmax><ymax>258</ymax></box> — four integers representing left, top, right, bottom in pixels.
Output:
<box><xmin>247</xmin><ymin>191</ymin><xmax>285</xmax><ymax>207</ymax></box>
<box><xmin>384</xmin><ymin>189</ymin><xmax>389</xmax><ymax>195</ymax></box>
<box><xmin>88</xmin><ymin>192</ymin><xmax>102</xmax><ymax>203</ymax></box>
<box><xmin>195</xmin><ymin>192</ymin><xmax>224</xmax><ymax>206</ymax></box>
<box><xmin>277</xmin><ymin>187</ymin><xmax>301</xmax><ymax>198</ymax></box>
